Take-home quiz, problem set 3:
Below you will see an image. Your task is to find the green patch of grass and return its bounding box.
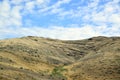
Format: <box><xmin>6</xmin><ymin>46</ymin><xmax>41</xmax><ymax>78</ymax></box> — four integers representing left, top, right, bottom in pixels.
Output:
<box><xmin>51</xmin><ymin>66</ymin><xmax>68</xmax><ymax>80</ymax></box>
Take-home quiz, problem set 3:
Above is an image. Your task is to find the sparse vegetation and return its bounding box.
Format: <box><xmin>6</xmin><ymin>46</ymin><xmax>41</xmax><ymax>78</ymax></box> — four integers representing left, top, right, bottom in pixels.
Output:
<box><xmin>0</xmin><ymin>36</ymin><xmax>120</xmax><ymax>80</ymax></box>
<box><xmin>51</xmin><ymin>66</ymin><xmax>67</xmax><ymax>80</ymax></box>
<box><xmin>0</xmin><ymin>67</ymin><xmax>3</xmax><ymax>70</ymax></box>
<box><xmin>20</xmin><ymin>67</ymin><xmax>23</xmax><ymax>69</ymax></box>
<box><xmin>115</xmin><ymin>55</ymin><xmax>120</xmax><ymax>65</ymax></box>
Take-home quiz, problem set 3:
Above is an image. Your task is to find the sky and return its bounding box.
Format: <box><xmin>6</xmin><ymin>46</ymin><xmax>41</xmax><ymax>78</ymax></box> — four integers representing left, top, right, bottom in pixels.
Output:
<box><xmin>0</xmin><ymin>0</ymin><xmax>120</xmax><ymax>40</ymax></box>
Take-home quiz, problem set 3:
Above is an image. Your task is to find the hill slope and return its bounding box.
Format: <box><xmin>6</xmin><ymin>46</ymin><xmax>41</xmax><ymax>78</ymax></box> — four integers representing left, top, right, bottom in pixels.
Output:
<box><xmin>0</xmin><ymin>36</ymin><xmax>120</xmax><ymax>80</ymax></box>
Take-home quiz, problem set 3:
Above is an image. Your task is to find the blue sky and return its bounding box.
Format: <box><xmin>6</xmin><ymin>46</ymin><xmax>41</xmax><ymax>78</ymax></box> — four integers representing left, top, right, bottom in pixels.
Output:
<box><xmin>0</xmin><ymin>0</ymin><xmax>120</xmax><ymax>40</ymax></box>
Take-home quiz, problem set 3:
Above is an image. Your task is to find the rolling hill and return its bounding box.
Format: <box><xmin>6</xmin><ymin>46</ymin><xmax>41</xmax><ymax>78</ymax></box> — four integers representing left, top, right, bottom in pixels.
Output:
<box><xmin>0</xmin><ymin>36</ymin><xmax>120</xmax><ymax>80</ymax></box>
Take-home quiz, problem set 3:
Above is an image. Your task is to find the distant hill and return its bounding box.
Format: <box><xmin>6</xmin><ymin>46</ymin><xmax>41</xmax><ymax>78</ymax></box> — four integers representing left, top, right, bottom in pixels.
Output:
<box><xmin>0</xmin><ymin>36</ymin><xmax>120</xmax><ymax>80</ymax></box>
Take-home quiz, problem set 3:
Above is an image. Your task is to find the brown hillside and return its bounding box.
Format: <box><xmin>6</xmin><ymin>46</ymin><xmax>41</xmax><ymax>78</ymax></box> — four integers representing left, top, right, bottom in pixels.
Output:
<box><xmin>0</xmin><ymin>36</ymin><xmax>120</xmax><ymax>80</ymax></box>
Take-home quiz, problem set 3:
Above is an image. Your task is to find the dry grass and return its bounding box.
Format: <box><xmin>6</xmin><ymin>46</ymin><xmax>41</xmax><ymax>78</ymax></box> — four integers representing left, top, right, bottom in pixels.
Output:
<box><xmin>0</xmin><ymin>36</ymin><xmax>120</xmax><ymax>80</ymax></box>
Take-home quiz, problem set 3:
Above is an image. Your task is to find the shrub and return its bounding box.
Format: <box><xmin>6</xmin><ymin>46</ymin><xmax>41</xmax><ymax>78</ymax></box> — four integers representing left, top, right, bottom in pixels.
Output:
<box><xmin>0</xmin><ymin>67</ymin><xmax>3</xmax><ymax>70</ymax></box>
<box><xmin>51</xmin><ymin>66</ymin><xmax>67</xmax><ymax>79</ymax></box>
<box><xmin>20</xmin><ymin>67</ymin><xmax>23</xmax><ymax>69</ymax></box>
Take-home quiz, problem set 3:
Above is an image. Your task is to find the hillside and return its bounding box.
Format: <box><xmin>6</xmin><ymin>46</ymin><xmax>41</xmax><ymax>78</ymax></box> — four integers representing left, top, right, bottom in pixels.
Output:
<box><xmin>0</xmin><ymin>36</ymin><xmax>120</xmax><ymax>80</ymax></box>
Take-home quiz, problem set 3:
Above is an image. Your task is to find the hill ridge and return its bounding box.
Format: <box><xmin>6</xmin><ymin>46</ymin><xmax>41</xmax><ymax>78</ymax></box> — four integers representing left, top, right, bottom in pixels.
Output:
<box><xmin>0</xmin><ymin>36</ymin><xmax>120</xmax><ymax>80</ymax></box>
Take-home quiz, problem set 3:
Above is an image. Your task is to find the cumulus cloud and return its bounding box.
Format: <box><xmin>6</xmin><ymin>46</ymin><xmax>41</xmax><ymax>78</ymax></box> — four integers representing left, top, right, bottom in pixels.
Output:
<box><xmin>0</xmin><ymin>0</ymin><xmax>49</xmax><ymax>27</ymax></box>
<box><xmin>0</xmin><ymin>25</ymin><xmax>119</xmax><ymax>40</ymax></box>
<box><xmin>0</xmin><ymin>0</ymin><xmax>22</xmax><ymax>27</ymax></box>
<box><xmin>0</xmin><ymin>0</ymin><xmax>120</xmax><ymax>40</ymax></box>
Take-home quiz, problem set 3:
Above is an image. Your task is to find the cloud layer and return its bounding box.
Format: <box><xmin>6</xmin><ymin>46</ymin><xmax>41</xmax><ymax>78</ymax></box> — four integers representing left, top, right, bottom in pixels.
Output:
<box><xmin>0</xmin><ymin>0</ymin><xmax>120</xmax><ymax>40</ymax></box>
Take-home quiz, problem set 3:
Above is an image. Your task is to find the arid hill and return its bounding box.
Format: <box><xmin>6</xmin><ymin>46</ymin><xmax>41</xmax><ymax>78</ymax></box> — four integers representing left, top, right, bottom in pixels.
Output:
<box><xmin>0</xmin><ymin>36</ymin><xmax>120</xmax><ymax>80</ymax></box>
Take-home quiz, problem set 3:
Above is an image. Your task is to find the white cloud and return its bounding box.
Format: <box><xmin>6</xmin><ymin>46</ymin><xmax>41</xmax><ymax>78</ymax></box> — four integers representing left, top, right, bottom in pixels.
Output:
<box><xmin>1</xmin><ymin>25</ymin><xmax>119</xmax><ymax>40</ymax></box>
<box><xmin>39</xmin><ymin>0</ymin><xmax>71</xmax><ymax>15</ymax></box>
<box><xmin>24</xmin><ymin>0</ymin><xmax>49</xmax><ymax>13</ymax></box>
<box><xmin>109</xmin><ymin>14</ymin><xmax>120</xmax><ymax>24</ymax></box>
<box><xmin>0</xmin><ymin>0</ymin><xmax>120</xmax><ymax>40</ymax></box>
<box><xmin>0</xmin><ymin>0</ymin><xmax>22</xmax><ymax>27</ymax></box>
<box><xmin>0</xmin><ymin>0</ymin><xmax>49</xmax><ymax>28</ymax></box>
<box><xmin>25</xmin><ymin>1</ymin><xmax>35</xmax><ymax>12</ymax></box>
<box><xmin>0</xmin><ymin>22</ymin><xmax>120</xmax><ymax>40</ymax></box>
